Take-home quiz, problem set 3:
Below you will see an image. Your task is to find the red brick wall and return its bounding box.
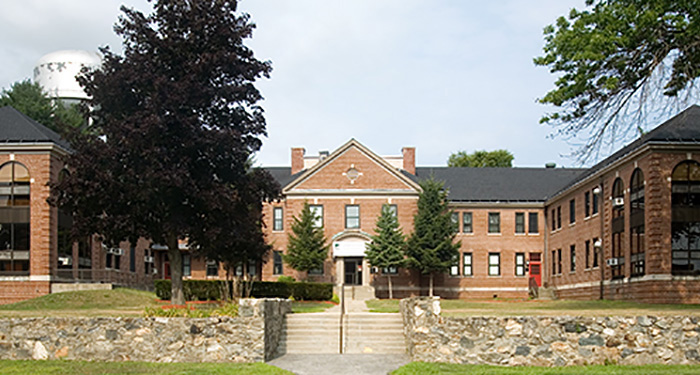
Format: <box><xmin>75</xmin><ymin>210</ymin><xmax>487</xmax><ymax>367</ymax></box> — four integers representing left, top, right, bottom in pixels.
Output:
<box><xmin>0</xmin><ymin>281</ymin><xmax>50</xmax><ymax>304</ymax></box>
<box><xmin>294</xmin><ymin>147</ymin><xmax>416</xmax><ymax>191</ymax></box>
<box><xmin>546</xmin><ymin>149</ymin><xmax>700</xmax><ymax>302</ymax></box>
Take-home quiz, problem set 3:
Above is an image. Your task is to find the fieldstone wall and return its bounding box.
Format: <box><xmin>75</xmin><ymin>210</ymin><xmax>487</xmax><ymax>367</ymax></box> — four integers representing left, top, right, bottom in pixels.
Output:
<box><xmin>0</xmin><ymin>298</ymin><xmax>290</xmax><ymax>363</ymax></box>
<box><xmin>239</xmin><ymin>298</ymin><xmax>291</xmax><ymax>360</ymax></box>
<box><xmin>400</xmin><ymin>297</ymin><xmax>700</xmax><ymax>366</ymax></box>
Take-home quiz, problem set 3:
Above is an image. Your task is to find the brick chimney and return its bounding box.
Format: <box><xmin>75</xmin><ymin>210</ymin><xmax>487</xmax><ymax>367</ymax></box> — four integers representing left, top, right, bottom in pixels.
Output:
<box><xmin>402</xmin><ymin>147</ymin><xmax>415</xmax><ymax>175</ymax></box>
<box><xmin>291</xmin><ymin>147</ymin><xmax>305</xmax><ymax>175</ymax></box>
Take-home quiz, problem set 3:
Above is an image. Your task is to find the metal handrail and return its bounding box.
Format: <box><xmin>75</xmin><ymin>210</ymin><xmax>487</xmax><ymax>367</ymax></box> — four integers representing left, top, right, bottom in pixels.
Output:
<box><xmin>339</xmin><ymin>282</ymin><xmax>345</xmax><ymax>354</ymax></box>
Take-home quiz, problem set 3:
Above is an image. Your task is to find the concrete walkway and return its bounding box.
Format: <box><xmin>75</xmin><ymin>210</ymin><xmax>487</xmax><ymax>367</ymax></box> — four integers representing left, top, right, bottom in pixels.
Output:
<box><xmin>326</xmin><ymin>298</ymin><xmax>369</xmax><ymax>313</ymax></box>
<box><xmin>268</xmin><ymin>353</ymin><xmax>410</xmax><ymax>375</ymax></box>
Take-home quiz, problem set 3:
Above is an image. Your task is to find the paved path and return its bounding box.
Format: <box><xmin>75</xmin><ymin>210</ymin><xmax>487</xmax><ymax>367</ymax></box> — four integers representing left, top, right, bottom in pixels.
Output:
<box><xmin>268</xmin><ymin>353</ymin><xmax>410</xmax><ymax>375</ymax></box>
<box><xmin>326</xmin><ymin>298</ymin><xmax>369</xmax><ymax>313</ymax></box>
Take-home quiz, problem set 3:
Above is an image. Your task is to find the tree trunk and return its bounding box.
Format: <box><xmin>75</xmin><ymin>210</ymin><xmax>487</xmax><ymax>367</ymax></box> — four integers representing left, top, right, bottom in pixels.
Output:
<box><xmin>429</xmin><ymin>273</ymin><xmax>434</xmax><ymax>297</ymax></box>
<box><xmin>167</xmin><ymin>234</ymin><xmax>185</xmax><ymax>305</ymax></box>
<box><xmin>388</xmin><ymin>274</ymin><xmax>393</xmax><ymax>300</ymax></box>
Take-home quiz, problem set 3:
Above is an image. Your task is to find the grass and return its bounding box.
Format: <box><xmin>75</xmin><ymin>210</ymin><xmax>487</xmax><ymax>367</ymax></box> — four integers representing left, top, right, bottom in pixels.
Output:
<box><xmin>291</xmin><ymin>300</ymin><xmax>336</xmax><ymax>313</ymax></box>
<box><xmin>441</xmin><ymin>299</ymin><xmax>700</xmax><ymax>317</ymax></box>
<box><xmin>393</xmin><ymin>363</ymin><xmax>700</xmax><ymax>375</ymax></box>
<box><xmin>365</xmin><ymin>298</ymin><xmax>700</xmax><ymax>316</ymax></box>
<box><xmin>0</xmin><ymin>288</ymin><xmax>161</xmax><ymax>317</ymax></box>
<box><xmin>366</xmin><ymin>299</ymin><xmax>400</xmax><ymax>313</ymax></box>
<box><xmin>0</xmin><ymin>360</ymin><xmax>292</xmax><ymax>374</ymax></box>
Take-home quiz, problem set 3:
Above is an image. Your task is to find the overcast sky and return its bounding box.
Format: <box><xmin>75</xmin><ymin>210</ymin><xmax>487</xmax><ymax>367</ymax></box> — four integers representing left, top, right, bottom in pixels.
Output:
<box><xmin>1</xmin><ymin>0</ymin><xmax>616</xmax><ymax>168</ymax></box>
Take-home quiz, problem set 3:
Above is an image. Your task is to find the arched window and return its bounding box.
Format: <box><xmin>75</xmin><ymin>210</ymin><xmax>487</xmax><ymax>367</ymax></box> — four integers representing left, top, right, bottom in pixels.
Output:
<box><xmin>0</xmin><ymin>162</ymin><xmax>30</xmax><ymax>275</ymax></box>
<box><xmin>610</xmin><ymin>178</ymin><xmax>625</xmax><ymax>279</ymax></box>
<box><xmin>629</xmin><ymin>169</ymin><xmax>645</xmax><ymax>277</ymax></box>
<box><xmin>57</xmin><ymin>169</ymin><xmax>72</xmax><ymax>271</ymax></box>
<box><xmin>671</xmin><ymin>160</ymin><xmax>700</xmax><ymax>275</ymax></box>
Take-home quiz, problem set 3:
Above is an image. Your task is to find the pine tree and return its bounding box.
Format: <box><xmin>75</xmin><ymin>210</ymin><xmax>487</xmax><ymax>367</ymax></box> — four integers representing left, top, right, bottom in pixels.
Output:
<box><xmin>284</xmin><ymin>203</ymin><xmax>329</xmax><ymax>276</ymax></box>
<box><xmin>405</xmin><ymin>178</ymin><xmax>460</xmax><ymax>296</ymax></box>
<box><xmin>366</xmin><ymin>204</ymin><xmax>406</xmax><ymax>299</ymax></box>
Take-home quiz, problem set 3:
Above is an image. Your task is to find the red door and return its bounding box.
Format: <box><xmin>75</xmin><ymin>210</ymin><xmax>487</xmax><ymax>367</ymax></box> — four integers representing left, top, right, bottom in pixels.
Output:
<box><xmin>529</xmin><ymin>253</ymin><xmax>542</xmax><ymax>287</ymax></box>
<box><xmin>164</xmin><ymin>262</ymin><xmax>171</xmax><ymax>280</ymax></box>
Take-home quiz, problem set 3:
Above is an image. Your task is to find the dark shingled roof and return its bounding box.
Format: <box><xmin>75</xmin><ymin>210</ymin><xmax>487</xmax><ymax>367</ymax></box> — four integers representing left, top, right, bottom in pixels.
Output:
<box><xmin>0</xmin><ymin>106</ymin><xmax>69</xmax><ymax>149</ymax></box>
<box><xmin>264</xmin><ymin>167</ymin><xmax>304</xmax><ymax>187</ymax></box>
<box><xmin>551</xmin><ymin>104</ymin><xmax>700</xmax><ymax>198</ymax></box>
<box><xmin>410</xmin><ymin>167</ymin><xmax>585</xmax><ymax>202</ymax></box>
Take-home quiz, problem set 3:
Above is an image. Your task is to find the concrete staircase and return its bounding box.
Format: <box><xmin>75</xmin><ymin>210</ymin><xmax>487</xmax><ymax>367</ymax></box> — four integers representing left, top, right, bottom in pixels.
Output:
<box><xmin>277</xmin><ymin>311</ymin><xmax>405</xmax><ymax>355</ymax></box>
<box><xmin>278</xmin><ymin>313</ymin><xmax>341</xmax><ymax>354</ymax></box>
<box><xmin>344</xmin><ymin>313</ymin><xmax>405</xmax><ymax>354</ymax></box>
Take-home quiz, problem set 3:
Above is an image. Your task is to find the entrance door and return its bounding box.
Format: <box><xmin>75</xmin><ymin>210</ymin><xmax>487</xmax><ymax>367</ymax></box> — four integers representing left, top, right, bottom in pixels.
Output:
<box><xmin>529</xmin><ymin>252</ymin><xmax>541</xmax><ymax>287</ymax></box>
<box><xmin>344</xmin><ymin>258</ymin><xmax>363</xmax><ymax>285</ymax></box>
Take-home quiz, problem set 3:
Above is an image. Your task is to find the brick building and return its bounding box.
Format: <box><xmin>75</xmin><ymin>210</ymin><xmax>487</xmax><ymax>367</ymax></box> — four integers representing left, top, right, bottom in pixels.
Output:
<box><xmin>0</xmin><ymin>106</ymin><xmax>153</xmax><ymax>304</ymax></box>
<box><xmin>1</xmin><ymin>104</ymin><xmax>699</xmax><ymax>304</ymax></box>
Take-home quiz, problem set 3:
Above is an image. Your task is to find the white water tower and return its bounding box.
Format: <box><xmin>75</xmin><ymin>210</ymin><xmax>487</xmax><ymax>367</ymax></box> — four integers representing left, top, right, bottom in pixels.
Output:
<box><xmin>33</xmin><ymin>50</ymin><xmax>101</xmax><ymax>104</ymax></box>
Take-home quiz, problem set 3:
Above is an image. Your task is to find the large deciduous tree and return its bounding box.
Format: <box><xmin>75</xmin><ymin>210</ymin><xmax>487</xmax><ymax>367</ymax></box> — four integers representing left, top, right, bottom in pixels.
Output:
<box><xmin>535</xmin><ymin>0</ymin><xmax>700</xmax><ymax>160</ymax></box>
<box><xmin>447</xmin><ymin>149</ymin><xmax>514</xmax><ymax>168</ymax></box>
<box><xmin>405</xmin><ymin>178</ymin><xmax>460</xmax><ymax>297</ymax></box>
<box><xmin>284</xmin><ymin>203</ymin><xmax>329</xmax><ymax>277</ymax></box>
<box><xmin>49</xmin><ymin>0</ymin><xmax>277</xmax><ymax>305</ymax></box>
<box><xmin>365</xmin><ymin>204</ymin><xmax>406</xmax><ymax>299</ymax></box>
<box><xmin>0</xmin><ymin>80</ymin><xmax>84</xmax><ymax>135</ymax></box>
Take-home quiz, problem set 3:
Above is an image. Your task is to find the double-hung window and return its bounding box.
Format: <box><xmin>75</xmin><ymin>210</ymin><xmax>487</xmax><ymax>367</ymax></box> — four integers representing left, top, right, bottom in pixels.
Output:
<box><xmin>515</xmin><ymin>253</ymin><xmax>525</xmax><ymax>276</ymax></box>
<box><xmin>273</xmin><ymin>207</ymin><xmax>283</xmax><ymax>231</ymax></box>
<box><xmin>463</xmin><ymin>212</ymin><xmax>473</xmax><ymax>233</ymax></box>
<box><xmin>488</xmin><ymin>213</ymin><xmax>500</xmax><ymax>234</ymax></box>
<box><xmin>345</xmin><ymin>205</ymin><xmax>360</xmax><ymax>229</ymax></box>
<box><xmin>463</xmin><ymin>253</ymin><xmax>473</xmax><ymax>276</ymax></box>
<box><xmin>488</xmin><ymin>253</ymin><xmax>500</xmax><ymax>276</ymax></box>
<box><xmin>310</xmin><ymin>205</ymin><xmax>324</xmax><ymax>228</ymax></box>
<box><xmin>515</xmin><ymin>212</ymin><xmax>525</xmax><ymax>234</ymax></box>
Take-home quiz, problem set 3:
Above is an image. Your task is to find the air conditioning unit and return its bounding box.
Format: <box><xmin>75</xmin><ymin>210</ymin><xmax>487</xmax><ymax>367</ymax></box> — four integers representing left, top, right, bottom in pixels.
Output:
<box><xmin>109</xmin><ymin>247</ymin><xmax>124</xmax><ymax>256</ymax></box>
<box><xmin>58</xmin><ymin>256</ymin><xmax>72</xmax><ymax>266</ymax></box>
<box><xmin>144</xmin><ymin>256</ymin><xmax>154</xmax><ymax>263</ymax></box>
<box><xmin>613</xmin><ymin>197</ymin><xmax>624</xmax><ymax>207</ymax></box>
<box><xmin>606</xmin><ymin>258</ymin><xmax>619</xmax><ymax>266</ymax></box>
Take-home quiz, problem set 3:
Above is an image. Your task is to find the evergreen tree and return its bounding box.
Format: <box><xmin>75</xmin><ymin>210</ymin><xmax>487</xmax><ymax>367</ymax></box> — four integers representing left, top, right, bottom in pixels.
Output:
<box><xmin>0</xmin><ymin>79</ymin><xmax>84</xmax><ymax>135</ymax></box>
<box><xmin>285</xmin><ymin>203</ymin><xmax>329</xmax><ymax>276</ymax></box>
<box><xmin>366</xmin><ymin>204</ymin><xmax>406</xmax><ymax>299</ymax></box>
<box><xmin>405</xmin><ymin>178</ymin><xmax>460</xmax><ymax>296</ymax></box>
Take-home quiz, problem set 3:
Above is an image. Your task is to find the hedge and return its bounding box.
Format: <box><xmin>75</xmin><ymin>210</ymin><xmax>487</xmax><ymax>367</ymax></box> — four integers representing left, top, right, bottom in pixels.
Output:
<box><xmin>154</xmin><ymin>279</ymin><xmax>333</xmax><ymax>301</ymax></box>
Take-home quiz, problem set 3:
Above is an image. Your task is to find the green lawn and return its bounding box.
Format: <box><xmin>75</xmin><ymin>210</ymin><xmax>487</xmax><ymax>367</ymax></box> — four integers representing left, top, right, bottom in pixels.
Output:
<box><xmin>365</xmin><ymin>298</ymin><xmax>700</xmax><ymax>316</ymax></box>
<box><xmin>441</xmin><ymin>299</ymin><xmax>700</xmax><ymax>317</ymax></box>
<box><xmin>0</xmin><ymin>288</ymin><xmax>161</xmax><ymax>317</ymax></box>
<box><xmin>366</xmin><ymin>299</ymin><xmax>400</xmax><ymax>313</ymax></box>
<box><xmin>0</xmin><ymin>360</ymin><xmax>291</xmax><ymax>375</ymax></box>
<box><xmin>393</xmin><ymin>363</ymin><xmax>700</xmax><ymax>375</ymax></box>
<box><xmin>291</xmin><ymin>300</ymin><xmax>336</xmax><ymax>313</ymax></box>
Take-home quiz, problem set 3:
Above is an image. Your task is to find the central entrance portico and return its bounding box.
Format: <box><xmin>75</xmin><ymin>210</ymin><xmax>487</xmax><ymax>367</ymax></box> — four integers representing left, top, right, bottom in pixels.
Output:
<box><xmin>332</xmin><ymin>231</ymin><xmax>373</xmax><ymax>298</ymax></box>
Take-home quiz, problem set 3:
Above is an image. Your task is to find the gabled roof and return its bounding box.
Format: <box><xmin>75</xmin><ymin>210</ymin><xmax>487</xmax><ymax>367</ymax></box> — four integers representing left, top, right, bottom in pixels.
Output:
<box><xmin>282</xmin><ymin>138</ymin><xmax>422</xmax><ymax>194</ymax></box>
<box><xmin>551</xmin><ymin>104</ymin><xmax>700</xmax><ymax>199</ymax></box>
<box><xmin>264</xmin><ymin>167</ymin><xmax>302</xmax><ymax>188</ymax></box>
<box><xmin>0</xmin><ymin>106</ymin><xmax>69</xmax><ymax>149</ymax></box>
<box><xmin>409</xmin><ymin>167</ymin><xmax>584</xmax><ymax>203</ymax></box>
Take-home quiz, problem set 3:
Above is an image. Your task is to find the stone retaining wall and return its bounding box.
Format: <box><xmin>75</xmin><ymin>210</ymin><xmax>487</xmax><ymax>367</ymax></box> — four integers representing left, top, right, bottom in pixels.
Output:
<box><xmin>400</xmin><ymin>297</ymin><xmax>700</xmax><ymax>366</ymax></box>
<box><xmin>0</xmin><ymin>298</ymin><xmax>290</xmax><ymax>363</ymax></box>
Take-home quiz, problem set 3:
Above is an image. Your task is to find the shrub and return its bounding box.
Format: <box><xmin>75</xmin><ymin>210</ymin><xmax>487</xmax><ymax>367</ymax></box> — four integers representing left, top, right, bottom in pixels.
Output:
<box><xmin>277</xmin><ymin>275</ymin><xmax>295</xmax><ymax>283</ymax></box>
<box><xmin>153</xmin><ymin>279</ymin><xmax>333</xmax><ymax>301</ymax></box>
<box><xmin>291</xmin><ymin>282</ymin><xmax>333</xmax><ymax>301</ymax></box>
